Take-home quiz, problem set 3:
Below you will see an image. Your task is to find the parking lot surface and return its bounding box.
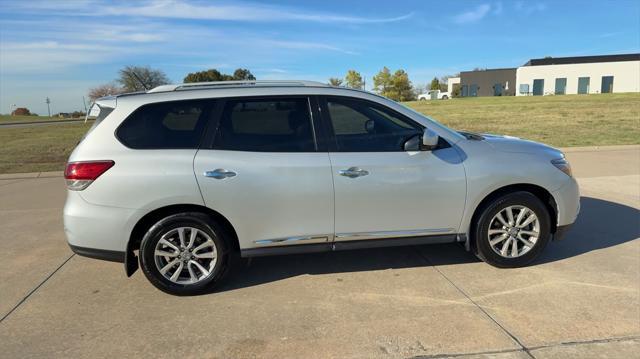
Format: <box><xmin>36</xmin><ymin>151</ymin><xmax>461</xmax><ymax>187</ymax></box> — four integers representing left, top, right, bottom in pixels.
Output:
<box><xmin>0</xmin><ymin>146</ymin><xmax>638</xmax><ymax>358</ymax></box>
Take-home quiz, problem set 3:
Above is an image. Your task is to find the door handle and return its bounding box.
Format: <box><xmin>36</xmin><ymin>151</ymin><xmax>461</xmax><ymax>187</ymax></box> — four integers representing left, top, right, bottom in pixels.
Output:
<box><xmin>338</xmin><ymin>167</ymin><xmax>369</xmax><ymax>178</ymax></box>
<box><xmin>204</xmin><ymin>169</ymin><xmax>237</xmax><ymax>180</ymax></box>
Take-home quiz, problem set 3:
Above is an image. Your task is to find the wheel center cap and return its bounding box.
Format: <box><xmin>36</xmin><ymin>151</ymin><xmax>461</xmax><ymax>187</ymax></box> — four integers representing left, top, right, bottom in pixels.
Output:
<box><xmin>508</xmin><ymin>228</ymin><xmax>519</xmax><ymax>236</ymax></box>
<box><xmin>180</xmin><ymin>252</ymin><xmax>190</xmax><ymax>260</ymax></box>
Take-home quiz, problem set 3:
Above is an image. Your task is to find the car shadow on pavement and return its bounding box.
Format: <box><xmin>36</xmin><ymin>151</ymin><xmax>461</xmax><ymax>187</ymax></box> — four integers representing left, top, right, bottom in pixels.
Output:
<box><xmin>538</xmin><ymin>196</ymin><xmax>639</xmax><ymax>264</ymax></box>
<box><xmin>213</xmin><ymin>196</ymin><xmax>639</xmax><ymax>294</ymax></box>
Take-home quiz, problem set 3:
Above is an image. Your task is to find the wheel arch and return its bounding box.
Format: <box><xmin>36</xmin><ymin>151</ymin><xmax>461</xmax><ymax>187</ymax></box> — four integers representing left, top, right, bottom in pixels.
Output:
<box><xmin>467</xmin><ymin>183</ymin><xmax>558</xmax><ymax>252</ymax></box>
<box><xmin>124</xmin><ymin>204</ymin><xmax>239</xmax><ymax>276</ymax></box>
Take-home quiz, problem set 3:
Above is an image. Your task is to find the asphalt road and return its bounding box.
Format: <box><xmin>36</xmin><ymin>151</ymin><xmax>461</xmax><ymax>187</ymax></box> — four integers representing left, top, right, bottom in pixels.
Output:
<box><xmin>0</xmin><ymin>146</ymin><xmax>638</xmax><ymax>358</ymax></box>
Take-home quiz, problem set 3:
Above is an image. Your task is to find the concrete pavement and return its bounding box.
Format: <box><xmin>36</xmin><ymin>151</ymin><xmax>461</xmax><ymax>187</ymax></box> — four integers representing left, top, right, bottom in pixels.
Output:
<box><xmin>0</xmin><ymin>146</ymin><xmax>638</xmax><ymax>358</ymax></box>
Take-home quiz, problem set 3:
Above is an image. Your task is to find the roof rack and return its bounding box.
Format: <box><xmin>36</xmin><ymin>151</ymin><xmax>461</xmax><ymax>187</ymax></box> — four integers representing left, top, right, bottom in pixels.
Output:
<box><xmin>147</xmin><ymin>80</ymin><xmax>329</xmax><ymax>93</ymax></box>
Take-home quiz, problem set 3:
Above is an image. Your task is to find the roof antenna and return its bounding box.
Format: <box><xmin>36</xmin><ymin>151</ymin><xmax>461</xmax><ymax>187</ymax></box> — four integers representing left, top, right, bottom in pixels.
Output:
<box><xmin>129</xmin><ymin>70</ymin><xmax>149</xmax><ymax>91</ymax></box>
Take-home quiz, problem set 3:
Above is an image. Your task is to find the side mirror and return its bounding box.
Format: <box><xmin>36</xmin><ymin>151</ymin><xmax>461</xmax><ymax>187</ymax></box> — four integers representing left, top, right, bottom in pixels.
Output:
<box><xmin>364</xmin><ymin>119</ymin><xmax>375</xmax><ymax>133</ymax></box>
<box><xmin>404</xmin><ymin>128</ymin><xmax>439</xmax><ymax>151</ymax></box>
<box><xmin>422</xmin><ymin>128</ymin><xmax>439</xmax><ymax>150</ymax></box>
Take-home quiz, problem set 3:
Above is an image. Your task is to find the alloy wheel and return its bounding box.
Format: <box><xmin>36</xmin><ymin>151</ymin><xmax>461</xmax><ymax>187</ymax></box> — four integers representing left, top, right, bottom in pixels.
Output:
<box><xmin>487</xmin><ymin>205</ymin><xmax>540</xmax><ymax>258</ymax></box>
<box><xmin>153</xmin><ymin>227</ymin><xmax>218</xmax><ymax>284</ymax></box>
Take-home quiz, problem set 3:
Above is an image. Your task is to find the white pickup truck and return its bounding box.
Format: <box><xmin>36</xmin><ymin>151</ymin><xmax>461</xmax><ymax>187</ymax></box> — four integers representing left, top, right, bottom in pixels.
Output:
<box><xmin>418</xmin><ymin>89</ymin><xmax>451</xmax><ymax>100</ymax></box>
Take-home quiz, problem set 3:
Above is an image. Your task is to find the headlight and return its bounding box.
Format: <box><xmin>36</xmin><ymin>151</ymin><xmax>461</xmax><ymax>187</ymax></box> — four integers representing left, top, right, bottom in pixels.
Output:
<box><xmin>551</xmin><ymin>158</ymin><xmax>572</xmax><ymax>177</ymax></box>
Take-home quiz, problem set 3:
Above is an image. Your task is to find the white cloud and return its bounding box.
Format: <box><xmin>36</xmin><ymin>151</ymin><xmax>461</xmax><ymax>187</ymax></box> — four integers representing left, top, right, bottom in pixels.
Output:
<box><xmin>262</xmin><ymin>40</ymin><xmax>358</xmax><ymax>55</ymax></box>
<box><xmin>0</xmin><ymin>41</ymin><xmax>134</xmax><ymax>73</ymax></box>
<box><xmin>453</xmin><ymin>4</ymin><xmax>492</xmax><ymax>24</ymax></box>
<box><xmin>3</xmin><ymin>0</ymin><xmax>413</xmax><ymax>24</ymax></box>
<box><xmin>514</xmin><ymin>2</ymin><xmax>547</xmax><ymax>14</ymax></box>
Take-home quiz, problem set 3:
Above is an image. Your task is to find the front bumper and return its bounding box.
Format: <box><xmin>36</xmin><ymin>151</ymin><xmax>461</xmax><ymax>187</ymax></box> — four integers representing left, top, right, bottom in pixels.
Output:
<box><xmin>552</xmin><ymin>176</ymin><xmax>580</xmax><ymax>227</ymax></box>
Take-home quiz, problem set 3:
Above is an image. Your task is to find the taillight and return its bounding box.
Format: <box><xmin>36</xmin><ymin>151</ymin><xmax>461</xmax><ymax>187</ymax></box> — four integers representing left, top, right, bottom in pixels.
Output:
<box><xmin>64</xmin><ymin>160</ymin><xmax>114</xmax><ymax>191</ymax></box>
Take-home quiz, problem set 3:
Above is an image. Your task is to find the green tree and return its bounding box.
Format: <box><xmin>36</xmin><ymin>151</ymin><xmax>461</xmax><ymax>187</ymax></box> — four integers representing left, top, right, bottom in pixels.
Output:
<box><xmin>328</xmin><ymin>77</ymin><xmax>343</xmax><ymax>86</ymax></box>
<box><xmin>344</xmin><ymin>70</ymin><xmax>364</xmax><ymax>89</ymax></box>
<box><xmin>373</xmin><ymin>67</ymin><xmax>393</xmax><ymax>97</ymax></box>
<box><xmin>184</xmin><ymin>68</ymin><xmax>255</xmax><ymax>83</ymax></box>
<box><xmin>232</xmin><ymin>68</ymin><xmax>256</xmax><ymax>80</ymax></box>
<box><xmin>184</xmin><ymin>69</ymin><xmax>227</xmax><ymax>83</ymax></box>
<box><xmin>429</xmin><ymin>77</ymin><xmax>441</xmax><ymax>91</ymax></box>
<box><xmin>392</xmin><ymin>70</ymin><xmax>414</xmax><ymax>101</ymax></box>
<box><xmin>118</xmin><ymin>66</ymin><xmax>170</xmax><ymax>91</ymax></box>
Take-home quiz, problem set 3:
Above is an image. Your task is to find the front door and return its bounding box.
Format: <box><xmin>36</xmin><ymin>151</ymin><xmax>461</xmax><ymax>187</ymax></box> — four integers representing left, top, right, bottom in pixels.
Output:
<box><xmin>601</xmin><ymin>76</ymin><xmax>614</xmax><ymax>93</ymax></box>
<box><xmin>532</xmin><ymin>79</ymin><xmax>544</xmax><ymax>96</ymax></box>
<box><xmin>194</xmin><ymin>97</ymin><xmax>334</xmax><ymax>249</ymax></box>
<box><xmin>320</xmin><ymin>96</ymin><xmax>466</xmax><ymax>242</ymax></box>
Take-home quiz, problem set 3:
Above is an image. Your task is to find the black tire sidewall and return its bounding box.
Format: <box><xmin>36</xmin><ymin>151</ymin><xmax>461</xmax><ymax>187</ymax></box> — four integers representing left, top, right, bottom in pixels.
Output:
<box><xmin>139</xmin><ymin>213</ymin><xmax>229</xmax><ymax>295</ymax></box>
<box><xmin>475</xmin><ymin>192</ymin><xmax>551</xmax><ymax>268</ymax></box>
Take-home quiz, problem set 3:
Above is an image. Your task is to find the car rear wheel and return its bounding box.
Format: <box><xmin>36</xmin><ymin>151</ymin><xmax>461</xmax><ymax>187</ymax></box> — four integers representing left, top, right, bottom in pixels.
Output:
<box><xmin>139</xmin><ymin>212</ymin><xmax>230</xmax><ymax>295</ymax></box>
<box><xmin>474</xmin><ymin>192</ymin><xmax>551</xmax><ymax>268</ymax></box>
<box><xmin>442</xmin><ymin>95</ymin><xmax>449</xmax><ymax>100</ymax></box>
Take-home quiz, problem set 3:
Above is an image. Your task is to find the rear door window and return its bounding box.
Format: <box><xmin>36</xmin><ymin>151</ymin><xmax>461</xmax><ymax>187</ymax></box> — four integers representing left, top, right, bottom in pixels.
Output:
<box><xmin>212</xmin><ymin>98</ymin><xmax>316</xmax><ymax>152</ymax></box>
<box><xmin>117</xmin><ymin>100</ymin><xmax>210</xmax><ymax>149</ymax></box>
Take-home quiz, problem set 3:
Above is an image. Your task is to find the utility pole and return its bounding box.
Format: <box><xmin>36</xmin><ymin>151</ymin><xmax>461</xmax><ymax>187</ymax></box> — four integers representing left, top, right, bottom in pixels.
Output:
<box><xmin>46</xmin><ymin>97</ymin><xmax>51</xmax><ymax>118</ymax></box>
<box><xmin>82</xmin><ymin>96</ymin><xmax>87</xmax><ymax>113</ymax></box>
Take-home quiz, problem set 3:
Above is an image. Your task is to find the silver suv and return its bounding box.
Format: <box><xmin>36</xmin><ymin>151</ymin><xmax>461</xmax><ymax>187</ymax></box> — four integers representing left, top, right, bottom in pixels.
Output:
<box><xmin>64</xmin><ymin>81</ymin><xmax>579</xmax><ymax>295</ymax></box>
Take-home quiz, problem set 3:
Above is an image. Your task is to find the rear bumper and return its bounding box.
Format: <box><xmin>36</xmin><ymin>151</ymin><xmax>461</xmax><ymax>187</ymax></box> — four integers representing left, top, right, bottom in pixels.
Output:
<box><xmin>63</xmin><ymin>191</ymin><xmax>140</xmax><ymax>254</ymax></box>
<box><xmin>68</xmin><ymin>244</ymin><xmax>125</xmax><ymax>262</ymax></box>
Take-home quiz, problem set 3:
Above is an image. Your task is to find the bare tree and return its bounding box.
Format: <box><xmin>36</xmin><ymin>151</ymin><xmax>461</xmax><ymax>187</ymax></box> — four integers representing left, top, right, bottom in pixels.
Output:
<box><xmin>88</xmin><ymin>83</ymin><xmax>124</xmax><ymax>102</ymax></box>
<box><xmin>118</xmin><ymin>65</ymin><xmax>170</xmax><ymax>91</ymax></box>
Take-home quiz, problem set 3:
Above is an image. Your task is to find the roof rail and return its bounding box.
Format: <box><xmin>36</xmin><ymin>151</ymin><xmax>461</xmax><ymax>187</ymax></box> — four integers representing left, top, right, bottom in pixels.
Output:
<box><xmin>147</xmin><ymin>80</ymin><xmax>329</xmax><ymax>93</ymax></box>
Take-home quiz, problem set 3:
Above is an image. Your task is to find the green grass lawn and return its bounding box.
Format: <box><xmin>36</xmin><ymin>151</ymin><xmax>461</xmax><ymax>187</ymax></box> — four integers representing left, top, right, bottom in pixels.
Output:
<box><xmin>0</xmin><ymin>93</ymin><xmax>638</xmax><ymax>174</ymax></box>
<box><xmin>405</xmin><ymin>93</ymin><xmax>640</xmax><ymax>147</ymax></box>
<box><xmin>0</xmin><ymin>115</ymin><xmax>78</xmax><ymax>124</ymax></box>
<box><xmin>0</xmin><ymin>122</ymin><xmax>93</xmax><ymax>174</ymax></box>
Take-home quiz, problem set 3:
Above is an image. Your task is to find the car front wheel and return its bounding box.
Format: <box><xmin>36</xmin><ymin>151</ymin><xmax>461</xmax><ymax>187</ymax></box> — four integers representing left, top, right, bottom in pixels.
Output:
<box><xmin>474</xmin><ymin>192</ymin><xmax>551</xmax><ymax>268</ymax></box>
<box><xmin>139</xmin><ymin>212</ymin><xmax>230</xmax><ymax>295</ymax></box>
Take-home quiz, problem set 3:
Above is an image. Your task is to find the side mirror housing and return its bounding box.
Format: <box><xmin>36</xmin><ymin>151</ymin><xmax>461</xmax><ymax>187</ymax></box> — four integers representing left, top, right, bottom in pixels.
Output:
<box><xmin>404</xmin><ymin>128</ymin><xmax>439</xmax><ymax>151</ymax></box>
<box><xmin>422</xmin><ymin>128</ymin><xmax>439</xmax><ymax>150</ymax></box>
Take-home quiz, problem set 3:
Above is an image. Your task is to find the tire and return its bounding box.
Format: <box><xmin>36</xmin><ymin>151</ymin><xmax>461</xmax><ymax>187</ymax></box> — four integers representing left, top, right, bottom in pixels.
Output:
<box><xmin>419</xmin><ymin>97</ymin><xmax>426</xmax><ymax>101</ymax></box>
<box><xmin>441</xmin><ymin>95</ymin><xmax>449</xmax><ymax>100</ymax></box>
<box><xmin>474</xmin><ymin>191</ymin><xmax>551</xmax><ymax>268</ymax></box>
<box><xmin>139</xmin><ymin>212</ymin><xmax>231</xmax><ymax>295</ymax></box>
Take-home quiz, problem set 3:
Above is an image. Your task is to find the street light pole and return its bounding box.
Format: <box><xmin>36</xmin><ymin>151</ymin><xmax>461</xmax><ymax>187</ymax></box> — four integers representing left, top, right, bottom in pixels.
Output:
<box><xmin>46</xmin><ymin>97</ymin><xmax>51</xmax><ymax>118</ymax></box>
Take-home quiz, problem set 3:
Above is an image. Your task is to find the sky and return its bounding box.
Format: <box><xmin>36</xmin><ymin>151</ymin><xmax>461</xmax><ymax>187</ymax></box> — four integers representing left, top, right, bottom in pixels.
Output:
<box><xmin>1</xmin><ymin>0</ymin><xmax>639</xmax><ymax>114</ymax></box>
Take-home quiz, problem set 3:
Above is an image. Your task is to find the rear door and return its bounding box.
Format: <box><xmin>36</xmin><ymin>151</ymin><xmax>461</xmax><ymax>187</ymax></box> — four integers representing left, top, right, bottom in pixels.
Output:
<box><xmin>194</xmin><ymin>96</ymin><xmax>334</xmax><ymax>250</ymax></box>
<box><xmin>320</xmin><ymin>96</ymin><xmax>466</xmax><ymax>242</ymax></box>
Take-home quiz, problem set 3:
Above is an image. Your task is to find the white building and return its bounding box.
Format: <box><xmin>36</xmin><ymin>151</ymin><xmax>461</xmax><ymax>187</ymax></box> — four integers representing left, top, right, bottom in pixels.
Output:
<box><xmin>516</xmin><ymin>54</ymin><xmax>640</xmax><ymax>96</ymax></box>
<box><xmin>447</xmin><ymin>77</ymin><xmax>460</xmax><ymax>93</ymax></box>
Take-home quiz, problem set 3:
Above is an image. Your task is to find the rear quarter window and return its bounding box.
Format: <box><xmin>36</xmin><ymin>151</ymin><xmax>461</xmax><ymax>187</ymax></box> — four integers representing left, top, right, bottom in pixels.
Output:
<box><xmin>116</xmin><ymin>100</ymin><xmax>210</xmax><ymax>149</ymax></box>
